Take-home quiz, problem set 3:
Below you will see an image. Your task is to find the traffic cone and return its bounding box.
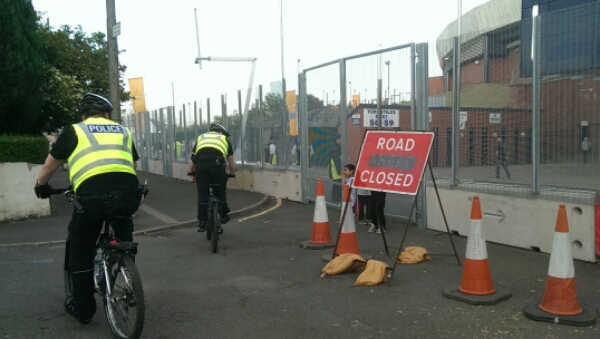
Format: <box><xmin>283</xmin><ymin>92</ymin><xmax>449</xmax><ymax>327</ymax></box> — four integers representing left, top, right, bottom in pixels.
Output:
<box><xmin>323</xmin><ymin>184</ymin><xmax>371</xmax><ymax>262</ymax></box>
<box><xmin>523</xmin><ymin>204</ymin><xmax>598</xmax><ymax>326</ymax></box>
<box><xmin>300</xmin><ymin>179</ymin><xmax>334</xmax><ymax>250</ymax></box>
<box><xmin>335</xmin><ymin>184</ymin><xmax>360</xmax><ymax>256</ymax></box>
<box><xmin>443</xmin><ymin>196</ymin><xmax>512</xmax><ymax>305</ymax></box>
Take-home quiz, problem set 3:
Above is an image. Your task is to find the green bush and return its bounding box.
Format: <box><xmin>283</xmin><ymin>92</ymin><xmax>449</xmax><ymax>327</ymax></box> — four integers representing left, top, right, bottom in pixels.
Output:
<box><xmin>0</xmin><ymin>135</ymin><xmax>48</xmax><ymax>164</ymax></box>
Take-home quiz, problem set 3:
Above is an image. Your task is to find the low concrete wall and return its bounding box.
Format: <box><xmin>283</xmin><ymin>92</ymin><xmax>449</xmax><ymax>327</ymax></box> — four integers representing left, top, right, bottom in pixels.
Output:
<box><xmin>144</xmin><ymin>160</ymin><xmax>301</xmax><ymax>202</ymax></box>
<box><xmin>0</xmin><ymin>163</ymin><xmax>50</xmax><ymax>222</ymax></box>
<box><xmin>426</xmin><ymin>186</ymin><xmax>595</xmax><ymax>262</ymax></box>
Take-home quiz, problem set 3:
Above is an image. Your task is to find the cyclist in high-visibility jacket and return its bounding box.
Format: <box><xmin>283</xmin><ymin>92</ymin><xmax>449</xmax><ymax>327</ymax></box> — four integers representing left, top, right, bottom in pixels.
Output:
<box><xmin>328</xmin><ymin>134</ymin><xmax>342</xmax><ymax>203</ymax></box>
<box><xmin>188</xmin><ymin>123</ymin><xmax>235</xmax><ymax>232</ymax></box>
<box><xmin>34</xmin><ymin>93</ymin><xmax>141</xmax><ymax>325</ymax></box>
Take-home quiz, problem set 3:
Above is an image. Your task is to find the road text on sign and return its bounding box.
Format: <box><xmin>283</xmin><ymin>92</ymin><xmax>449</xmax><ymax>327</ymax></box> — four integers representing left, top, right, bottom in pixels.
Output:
<box><xmin>353</xmin><ymin>130</ymin><xmax>434</xmax><ymax>195</ymax></box>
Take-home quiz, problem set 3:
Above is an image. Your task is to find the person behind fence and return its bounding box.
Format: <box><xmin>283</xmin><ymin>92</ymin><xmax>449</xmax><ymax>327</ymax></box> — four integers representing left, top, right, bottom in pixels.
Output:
<box><xmin>342</xmin><ymin>164</ymin><xmax>357</xmax><ymax>216</ymax></box>
<box><xmin>328</xmin><ymin>134</ymin><xmax>342</xmax><ymax>203</ymax></box>
<box><xmin>264</xmin><ymin>135</ymin><xmax>277</xmax><ymax>165</ymax></box>
<box><xmin>495</xmin><ymin>138</ymin><xmax>511</xmax><ymax>179</ymax></box>
<box><xmin>356</xmin><ymin>188</ymin><xmax>371</xmax><ymax>225</ymax></box>
<box><xmin>34</xmin><ymin>93</ymin><xmax>141</xmax><ymax>325</ymax></box>
<box><xmin>581</xmin><ymin>136</ymin><xmax>591</xmax><ymax>164</ymax></box>
<box><xmin>188</xmin><ymin>123</ymin><xmax>235</xmax><ymax>233</ymax></box>
<box><xmin>368</xmin><ymin>191</ymin><xmax>387</xmax><ymax>234</ymax></box>
<box><xmin>291</xmin><ymin>140</ymin><xmax>298</xmax><ymax>165</ymax></box>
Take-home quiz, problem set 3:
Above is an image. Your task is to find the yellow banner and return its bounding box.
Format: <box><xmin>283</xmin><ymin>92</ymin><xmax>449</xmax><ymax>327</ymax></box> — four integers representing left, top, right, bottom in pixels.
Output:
<box><xmin>352</xmin><ymin>94</ymin><xmax>360</xmax><ymax>108</ymax></box>
<box><xmin>128</xmin><ymin>77</ymin><xmax>147</xmax><ymax>113</ymax></box>
<box><xmin>286</xmin><ymin>90</ymin><xmax>298</xmax><ymax>136</ymax></box>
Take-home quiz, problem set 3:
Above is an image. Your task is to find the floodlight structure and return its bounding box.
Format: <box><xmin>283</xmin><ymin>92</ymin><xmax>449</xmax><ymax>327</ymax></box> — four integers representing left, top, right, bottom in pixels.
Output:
<box><xmin>194</xmin><ymin>8</ymin><xmax>257</xmax><ymax>164</ymax></box>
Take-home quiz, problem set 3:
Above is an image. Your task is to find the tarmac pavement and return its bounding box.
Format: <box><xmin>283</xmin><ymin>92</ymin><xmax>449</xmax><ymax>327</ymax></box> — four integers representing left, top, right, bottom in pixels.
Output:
<box><xmin>1</xmin><ymin>171</ymin><xmax>600</xmax><ymax>338</ymax></box>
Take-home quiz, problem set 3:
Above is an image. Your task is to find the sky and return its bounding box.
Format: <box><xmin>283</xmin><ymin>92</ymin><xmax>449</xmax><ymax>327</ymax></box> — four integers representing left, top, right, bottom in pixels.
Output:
<box><xmin>32</xmin><ymin>0</ymin><xmax>491</xmax><ymax>115</ymax></box>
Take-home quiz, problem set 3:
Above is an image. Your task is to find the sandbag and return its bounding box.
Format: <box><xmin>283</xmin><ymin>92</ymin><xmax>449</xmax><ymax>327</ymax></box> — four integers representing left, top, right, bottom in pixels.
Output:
<box><xmin>354</xmin><ymin>260</ymin><xmax>388</xmax><ymax>286</ymax></box>
<box><xmin>320</xmin><ymin>253</ymin><xmax>366</xmax><ymax>278</ymax></box>
<box><xmin>397</xmin><ymin>246</ymin><xmax>431</xmax><ymax>264</ymax></box>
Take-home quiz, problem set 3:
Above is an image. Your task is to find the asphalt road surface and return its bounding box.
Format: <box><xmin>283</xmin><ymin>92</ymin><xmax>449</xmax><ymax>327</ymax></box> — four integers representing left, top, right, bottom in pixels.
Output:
<box><xmin>1</xmin><ymin>200</ymin><xmax>599</xmax><ymax>339</ymax></box>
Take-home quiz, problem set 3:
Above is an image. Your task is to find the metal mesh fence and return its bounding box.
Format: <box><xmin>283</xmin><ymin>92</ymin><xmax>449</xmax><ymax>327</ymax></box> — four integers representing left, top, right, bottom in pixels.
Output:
<box><xmin>427</xmin><ymin>1</ymin><xmax>598</xmax><ymax>204</ymax></box>
<box><xmin>126</xmin><ymin>0</ymin><xmax>597</xmax><ymax>208</ymax></box>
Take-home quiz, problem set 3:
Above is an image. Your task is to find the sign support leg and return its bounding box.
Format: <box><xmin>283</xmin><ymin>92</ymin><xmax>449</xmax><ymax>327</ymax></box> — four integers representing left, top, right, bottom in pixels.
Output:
<box><xmin>427</xmin><ymin>159</ymin><xmax>461</xmax><ymax>265</ymax></box>
<box><xmin>388</xmin><ymin>193</ymin><xmax>418</xmax><ymax>280</ymax></box>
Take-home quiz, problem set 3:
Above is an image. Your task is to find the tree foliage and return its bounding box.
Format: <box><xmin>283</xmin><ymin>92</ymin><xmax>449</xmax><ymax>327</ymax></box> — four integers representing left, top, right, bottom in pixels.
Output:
<box><xmin>307</xmin><ymin>94</ymin><xmax>323</xmax><ymax>110</ymax></box>
<box><xmin>0</xmin><ymin>5</ymin><xmax>129</xmax><ymax>135</ymax></box>
<box><xmin>0</xmin><ymin>0</ymin><xmax>45</xmax><ymax>135</ymax></box>
<box><xmin>37</xmin><ymin>23</ymin><xmax>129</xmax><ymax>132</ymax></box>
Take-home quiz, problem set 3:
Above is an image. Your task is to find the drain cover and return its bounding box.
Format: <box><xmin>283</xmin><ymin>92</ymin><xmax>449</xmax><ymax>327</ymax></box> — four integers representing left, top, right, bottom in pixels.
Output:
<box><xmin>145</xmin><ymin>230</ymin><xmax>175</xmax><ymax>238</ymax></box>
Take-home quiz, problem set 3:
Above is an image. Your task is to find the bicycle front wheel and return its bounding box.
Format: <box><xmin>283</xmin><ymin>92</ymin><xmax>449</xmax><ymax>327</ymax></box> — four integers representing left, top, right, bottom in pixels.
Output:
<box><xmin>210</xmin><ymin>202</ymin><xmax>220</xmax><ymax>253</ymax></box>
<box><xmin>104</xmin><ymin>254</ymin><xmax>145</xmax><ymax>339</ymax></box>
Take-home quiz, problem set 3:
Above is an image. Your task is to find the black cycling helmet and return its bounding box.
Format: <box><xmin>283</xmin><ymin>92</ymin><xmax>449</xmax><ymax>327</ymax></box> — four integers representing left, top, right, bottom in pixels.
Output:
<box><xmin>80</xmin><ymin>93</ymin><xmax>113</xmax><ymax>115</ymax></box>
<box><xmin>210</xmin><ymin>123</ymin><xmax>230</xmax><ymax>137</ymax></box>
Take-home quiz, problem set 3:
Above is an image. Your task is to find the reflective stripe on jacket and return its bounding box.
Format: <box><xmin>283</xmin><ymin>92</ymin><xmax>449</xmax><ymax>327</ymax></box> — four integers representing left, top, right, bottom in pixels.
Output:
<box><xmin>196</xmin><ymin>132</ymin><xmax>228</xmax><ymax>155</ymax></box>
<box><xmin>68</xmin><ymin>117</ymin><xmax>136</xmax><ymax>192</ymax></box>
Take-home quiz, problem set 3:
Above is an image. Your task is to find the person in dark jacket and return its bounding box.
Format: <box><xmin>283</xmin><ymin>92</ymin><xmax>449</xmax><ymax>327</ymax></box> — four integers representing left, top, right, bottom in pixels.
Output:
<box><xmin>188</xmin><ymin>123</ymin><xmax>236</xmax><ymax>233</ymax></box>
<box><xmin>35</xmin><ymin>93</ymin><xmax>141</xmax><ymax>324</ymax></box>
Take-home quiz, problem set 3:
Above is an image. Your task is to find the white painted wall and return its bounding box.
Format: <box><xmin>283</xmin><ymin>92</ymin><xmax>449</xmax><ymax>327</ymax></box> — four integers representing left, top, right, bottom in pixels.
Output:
<box><xmin>426</xmin><ymin>187</ymin><xmax>595</xmax><ymax>262</ymax></box>
<box><xmin>0</xmin><ymin>163</ymin><xmax>50</xmax><ymax>222</ymax></box>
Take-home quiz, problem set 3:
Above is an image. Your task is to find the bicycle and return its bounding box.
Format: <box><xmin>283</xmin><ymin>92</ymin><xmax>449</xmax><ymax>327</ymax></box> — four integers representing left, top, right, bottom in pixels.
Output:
<box><xmin>188</xmin><ymin>172</ymin><xmax>234</xmax><ymax>253</ymax></box>
<box><xmin>56</xmin><ymin>183</ymin><xmax>148</xmax><ymax>339</ymax></box>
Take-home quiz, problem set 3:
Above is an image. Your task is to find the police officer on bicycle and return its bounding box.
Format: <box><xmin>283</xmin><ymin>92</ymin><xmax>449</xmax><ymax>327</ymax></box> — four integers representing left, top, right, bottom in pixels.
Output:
<box><xmin>34</xmin><ymin>93</ymin><xmax>141</xmax><ymax>325</ymax></box>
<box><xmin>188</xmin><ymin>123</ymin><xmax>235</xmax><ymax>233</ymax></box>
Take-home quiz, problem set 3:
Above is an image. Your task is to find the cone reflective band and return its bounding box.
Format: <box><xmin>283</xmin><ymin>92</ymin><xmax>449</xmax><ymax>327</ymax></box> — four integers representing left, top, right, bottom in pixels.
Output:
<box><xmin>310</xmin><ymin>179</ymin><xmax>332</xmax><ymax>244</ymax></box>
<box><xmin>539</xmin><ymin>204</ymin><xmax>582</xmax><ymax>315</ymax></box>
<box><xmin>335</xmin><ymin>184</ymin><xmax>360</xmax><ymax>256</ymax></box>
<box><xmin>458</xmin><ymin>196</ymin><xmax>495</xmax><ymax>295</ymax></box>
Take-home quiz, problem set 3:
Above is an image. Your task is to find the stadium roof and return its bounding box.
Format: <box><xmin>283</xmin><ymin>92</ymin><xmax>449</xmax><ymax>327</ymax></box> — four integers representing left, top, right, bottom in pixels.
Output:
<box><xmin>436</xmin><ymin>0</ymin><xmax>521</xmax><ymax>68</ymax></box>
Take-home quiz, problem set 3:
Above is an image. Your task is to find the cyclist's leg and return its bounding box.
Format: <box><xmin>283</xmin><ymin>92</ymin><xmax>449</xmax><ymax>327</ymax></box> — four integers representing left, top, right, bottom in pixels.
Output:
<box><xmin>107</xmin><ymin>184</ymin><xmax>139</xmax><ymax>242</ymax></box>
<box><xmin>66</xmin><ymin>198</ymin><xmax>104</xmax><ymax>323</ymax></box>
<box><xmin>112</xmin><ymin>217</ymin><xmax>134</xmax><ymax>242</ymax></box>
<box><xmin>195</xmin><ymin>161</ymin><xmax>211</xmax><ymax>226</ymax></box>
<box><xmin>210</xmin><ymin>162</ymin><xmax>230</xmax><ymax>222</ymax></box>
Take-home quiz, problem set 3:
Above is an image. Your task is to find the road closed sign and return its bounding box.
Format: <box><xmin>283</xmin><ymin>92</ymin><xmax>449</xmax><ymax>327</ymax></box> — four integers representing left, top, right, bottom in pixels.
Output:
<box><xmin>353</xmin><ymin>130</ymin><xmax>434</xmax><ymax>195</ymax></box>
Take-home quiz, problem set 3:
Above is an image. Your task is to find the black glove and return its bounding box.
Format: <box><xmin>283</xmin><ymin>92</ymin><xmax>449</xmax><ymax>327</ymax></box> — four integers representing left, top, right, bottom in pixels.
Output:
<box><xmin>35</xmin><ymin>182</ymin><xmax>53</xmax><ymax>199</ymax></box>
<box><xmin>187</xmin><ymin>172</ymin><xmax>195</xmax><ymax>176</ymax></box>
<box><xmin>227</xmin><ymin>174</ymin><xmax>236</xmax><ymax>178</ymax></box>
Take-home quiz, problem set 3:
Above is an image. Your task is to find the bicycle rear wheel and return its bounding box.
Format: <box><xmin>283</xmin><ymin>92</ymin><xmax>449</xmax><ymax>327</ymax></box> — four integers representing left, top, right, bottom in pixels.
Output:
<box><xmin>104</xmin><ymin>254</ymin><xmax>145</xmax><ymax>339</ymax></box>
<box><xmin>210</xmin><ymin>202</ymin><xmax>220</xmax><ymax>253</ymax></box>
<box><xmin>206</xmin><ymin>204</ymin><xmax>212</xmax><ymax>241</ymax></box>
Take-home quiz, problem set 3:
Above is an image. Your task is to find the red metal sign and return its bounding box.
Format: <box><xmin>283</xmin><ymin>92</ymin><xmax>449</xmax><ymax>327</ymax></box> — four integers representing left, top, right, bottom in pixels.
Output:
<box><xmin>352</xmin><ymin>130</ymin><xmax>434</xmax><ymax>195</ymax></box>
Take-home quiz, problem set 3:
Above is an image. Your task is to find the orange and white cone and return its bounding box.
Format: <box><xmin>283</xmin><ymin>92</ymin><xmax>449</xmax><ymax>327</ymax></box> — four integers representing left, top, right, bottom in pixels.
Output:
<box><xmin>458</xmin><ymin>196</ymin><xmax>495</xmax><ymax>295</ymax></box>
<box><xmin>335</xmin><ymin>184</ymin><xmax>360</xmax><ymax>256</ymax></box>
<box><xmin>300</xmin><ymin>179</ymin><xmax>334</xmax><ymax>249</ymax></box>
<box><xmin>443</xmin><ymin>196</ymin><xmax>511</xmax><ymax>305</ymax></box>
<box><xmin>524</xmin><ymin>204</ymin><xmax>597</xmax><ymax>326</ymax></box>
<box><xmin>540</xmin><ymin>204</ymin><xmax>581</xmax><ymax>315</ymax></box>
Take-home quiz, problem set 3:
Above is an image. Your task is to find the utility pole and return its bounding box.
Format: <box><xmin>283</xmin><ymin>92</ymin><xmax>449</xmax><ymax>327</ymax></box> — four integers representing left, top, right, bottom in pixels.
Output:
<box><xmin>106</xmin><ymin>0</ymin><xmax>121</xmax><ymax>123</ymax></box>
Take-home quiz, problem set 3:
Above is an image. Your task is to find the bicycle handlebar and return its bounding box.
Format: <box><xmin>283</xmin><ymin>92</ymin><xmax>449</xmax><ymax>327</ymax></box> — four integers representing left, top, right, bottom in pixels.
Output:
<box><xmin>187</xmin><ymin>173</ymin><xmax>236</xmax><ymax>179</ymax></box>
<box><xmin>51</xmin><ymin>188</ymin><xmax>84</xmax><ymax>212</ymax></box>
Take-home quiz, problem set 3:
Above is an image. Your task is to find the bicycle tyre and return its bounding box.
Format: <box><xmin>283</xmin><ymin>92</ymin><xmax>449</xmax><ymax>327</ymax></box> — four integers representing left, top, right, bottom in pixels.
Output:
<box><xmin>210</xmin><ymin>202</ymin><xmax>220</xmax><ymax>253</ymax></box>
<box><xmin>104</xmin><ymin>254</ymin><xmax>145</xmax><ymax>339</ymax></box>
<box><xmin>206</xmin><ymin>205</ymin><xmax>212</xmax><ymax>241</ymax></box>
